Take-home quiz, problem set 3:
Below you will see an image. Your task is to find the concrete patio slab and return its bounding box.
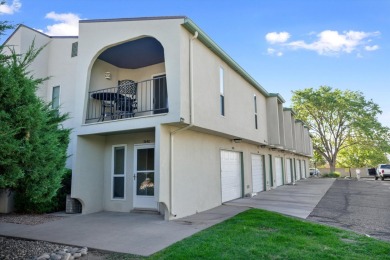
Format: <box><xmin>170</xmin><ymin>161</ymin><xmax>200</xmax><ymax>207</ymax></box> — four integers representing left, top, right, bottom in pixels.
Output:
<box><xmin>0</xmin><ymin>178</ymin><xmax>334</xmax><ymax>256</ymax></box>
<box><xmin>225</xmin><ymin>178</ymin><xmax>335</xmax><ymax>219</ymax></box>
<box><xmin>0</xmin><ymin>205</ymin><xmax>247</xmax><ymax>256</ymax></box>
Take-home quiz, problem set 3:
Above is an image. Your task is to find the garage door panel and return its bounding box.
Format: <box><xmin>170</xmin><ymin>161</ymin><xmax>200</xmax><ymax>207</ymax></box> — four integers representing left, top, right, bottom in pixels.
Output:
<box><xmin>286</xmin><ymin>159</ymin><xmax>292</xmax><ymax>184</ymax></box>
<box><xmin>252</xmin><ymin>154</ymin><xmax>264</xmax><ymax>193</ymax></box>
<box><xmin>221</xmin><ymin>151</ymin><xmax>242</xmax><ymax>203</ymax></box>
<box><xmin>275</xmin><ymin>157</ymin><xmax>283</xmax><ymax>187</ymax></box>
<box><xmin>295</xmin><ymin>160</ymin><xmax>301</xmax><ymax>180</ymax></box>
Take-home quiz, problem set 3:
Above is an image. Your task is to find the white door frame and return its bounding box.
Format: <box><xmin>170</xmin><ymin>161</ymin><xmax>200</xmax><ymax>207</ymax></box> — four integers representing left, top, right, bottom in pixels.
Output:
<box><xmin>133</xmin><ymin>143</ymin><xmax>157</xmax><ymax>209</ymax></box>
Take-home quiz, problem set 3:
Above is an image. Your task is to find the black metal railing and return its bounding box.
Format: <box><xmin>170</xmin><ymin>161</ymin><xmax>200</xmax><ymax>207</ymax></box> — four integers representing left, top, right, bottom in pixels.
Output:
<box><xmin>86</xmin><ymin>76</ymin><xmax>168</xmax><ymax>123</ymax></box>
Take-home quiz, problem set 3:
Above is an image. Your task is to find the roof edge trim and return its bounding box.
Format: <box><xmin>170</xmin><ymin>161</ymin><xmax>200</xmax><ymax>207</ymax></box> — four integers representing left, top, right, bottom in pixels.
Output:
<box><xmin>80</xmin><ymin>16</ymin><xmax>187</xmax><ymax>24</ymax></box>
<box><xmin>283</xmin><ymin>107</ymin><xmax>296</xmax><ymax>115</ymax></box>
<box><xmin>269</xmin><ymin>93</ymin><xmax>286</xmax><ymax>103</ymax></box>
<box><xmin>2</xmin><ymin>24</ymin><xmax>78</xmax><ymax>46</ymax></box>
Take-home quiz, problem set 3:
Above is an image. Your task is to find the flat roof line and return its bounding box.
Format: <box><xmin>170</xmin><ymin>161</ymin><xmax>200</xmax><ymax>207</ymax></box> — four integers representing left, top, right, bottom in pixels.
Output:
<box><xmin>80</xmin><ymin>16</ymin><xmax>187</xmax><ymax>24</ymax></box>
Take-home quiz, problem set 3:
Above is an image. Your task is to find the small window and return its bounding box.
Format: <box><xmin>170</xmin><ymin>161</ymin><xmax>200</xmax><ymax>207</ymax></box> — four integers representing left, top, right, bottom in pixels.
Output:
<box><xmin>254</xmin><ymin>94</ymin><xmax>258</xmax><ymax>129</ymax></box>
<box><xmin>71</xmin><ymin>42</ymin><xmax>78</xmax><ymax>57</ymax></box>
<box><xmin>220</xmin><ymin>67</ymin><xmax>224</xmax><ymax>116</ymax></box>
<box><xmin>52</xmin><ymin>86</ymin><xmax>60</xmax><ymax>111</ymax></box>
<box><xmin>112</xmin><ymin>146</ymin><xmax>126</xmax><ymax>199</ymax></box>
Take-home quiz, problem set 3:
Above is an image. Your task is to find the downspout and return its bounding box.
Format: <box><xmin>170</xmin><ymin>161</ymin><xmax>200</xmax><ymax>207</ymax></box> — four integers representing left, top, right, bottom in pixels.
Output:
<box><xmin>169</xmin><ymin>30</ymin><xmax>198</xmax><ymax>217</ymax></box>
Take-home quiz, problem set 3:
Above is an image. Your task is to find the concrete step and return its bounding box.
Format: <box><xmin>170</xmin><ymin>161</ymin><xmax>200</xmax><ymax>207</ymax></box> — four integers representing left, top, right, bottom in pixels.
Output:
<box><xmin>130</xmin><ymin>208</ymin><xmax>160</xmax><ymax>215</ymax></box>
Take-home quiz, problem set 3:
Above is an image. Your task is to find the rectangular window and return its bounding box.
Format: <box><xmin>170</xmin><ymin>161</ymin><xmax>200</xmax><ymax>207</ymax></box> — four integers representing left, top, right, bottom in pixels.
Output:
<box><xmin>52</xmin><ymin>86</ymin><xmax>60</xmax><ymax>111</ymax></box>
<box><xmin>254</xmin><ymin>94</ymin><xmax>258</xmax><ymax>129</ymax></box>
<box><xmin>220</xmin><ymin>67</ymin><xmax>224</xmax><ymax>116</ymax></box>
<box><xmin>71</xmin><ymin>42</ymin><xmax>78</xmax><ymax>57</ymax></box>
<box><xmin>112</xmin><ymin>146</ymin><xmax>126</xmax><ymax>199</ymax></box>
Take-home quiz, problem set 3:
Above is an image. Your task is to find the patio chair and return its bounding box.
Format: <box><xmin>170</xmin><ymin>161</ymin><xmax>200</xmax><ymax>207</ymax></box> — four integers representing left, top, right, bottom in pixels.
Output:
<box><xmin>116</xmin><ymin>79</ymin><xmax>138</xmax><ymax>118</ymax></box>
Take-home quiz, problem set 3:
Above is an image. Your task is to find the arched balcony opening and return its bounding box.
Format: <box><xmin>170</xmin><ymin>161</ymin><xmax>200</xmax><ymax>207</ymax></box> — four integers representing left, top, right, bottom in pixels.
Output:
<box><xmin>86</xmin><ymin>37</ymin><xmax>168</xmax><ymax>123</ymax></box>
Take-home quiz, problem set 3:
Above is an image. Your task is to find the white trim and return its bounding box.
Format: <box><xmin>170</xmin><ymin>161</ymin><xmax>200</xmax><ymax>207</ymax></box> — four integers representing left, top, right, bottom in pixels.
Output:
<box><xmin>111</xmin><ymin>144</ymin><xmax>127</xmax><ymax>200</ymax></box>
<box><xmin>133</xmin><ymin>143</ymin><xmax>157</xmax><ymax>209</ymax></box>
<box><xmin>51</xmin><ymin>85</ymin><xmax>61</xmax><ymax>110</ymax></box>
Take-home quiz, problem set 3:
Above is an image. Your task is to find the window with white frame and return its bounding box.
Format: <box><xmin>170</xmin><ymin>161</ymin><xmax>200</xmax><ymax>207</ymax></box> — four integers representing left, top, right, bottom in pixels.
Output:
<box><xmin>220</xmin><ymin>67</ymin><xmax>225</xmax><ymax>116</ymax></box>
<box><xmin>52</xmin><ymin>86</ymin><xmax>60</xmax><ymax>111</ymax></box>
<box><xmin>254</xmin><ymin>94</ymin><xmax>258</xmax><ymax>129</ymax></box>
<box><xmin>112</xmin><ymin>145</ymin><xmax>126</xmax><ymax>199</ymax></box>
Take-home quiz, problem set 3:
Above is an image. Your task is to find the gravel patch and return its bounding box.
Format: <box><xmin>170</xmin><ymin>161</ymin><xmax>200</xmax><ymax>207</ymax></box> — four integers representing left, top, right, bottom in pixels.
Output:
<box><xmin>0</xmin><ymin>236</ymin><xmax>110</xmax><ymax>260</ymax></box>
<box><xmin>0</xmin><ymin>214</ymin><xmax>63</xmax><ymax>225</ymax></box>
<box><xmin>0</xmin><ymin>214</ymin><xmax>111</xmax><ymax>259</ymax></box>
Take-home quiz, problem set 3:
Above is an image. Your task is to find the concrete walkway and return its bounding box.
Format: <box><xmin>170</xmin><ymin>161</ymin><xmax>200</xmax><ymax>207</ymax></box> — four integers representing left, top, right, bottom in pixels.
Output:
<box><xmin>0</xmin><ymin>178</ymin><xmax>334</xmax><ymax>256</ymax></box>
<box><xmin>225</xmin><ymin>177</ymin><xmax>335</xmax><ymax>219</ymax></box>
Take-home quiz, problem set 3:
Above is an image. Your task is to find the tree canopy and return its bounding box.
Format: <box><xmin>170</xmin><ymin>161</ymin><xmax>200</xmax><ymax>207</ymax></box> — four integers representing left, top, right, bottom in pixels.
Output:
<box><xmin>0</xmin><ymin>20</ymin><xmax>71</xmax><ymax>212</ymax></box>
<box><xmin>292</xmin><ymin>86</ymin><xmax>390</xmax><ymax>172</ymax></box>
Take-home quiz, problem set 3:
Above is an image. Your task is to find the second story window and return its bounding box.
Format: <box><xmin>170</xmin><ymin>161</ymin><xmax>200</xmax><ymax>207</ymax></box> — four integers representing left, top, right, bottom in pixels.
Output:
<box><xmin>71</xmin><ymin>42</ymin><xmax>78</xmax><ymax>57</ymax></box>
<box><xmin>254</xmin><ymin>94</ymin><xmax>258</xmax><ymax>129</ymax></box>
<box><xmin>220</xmin><ymin>67</ymin><xmax>224</xmax><ymax>116</ymax></box>
<box><xmin>52</xmin><ymin>86</ymin><xmax>60</xmax><ymax>111</ymax></box>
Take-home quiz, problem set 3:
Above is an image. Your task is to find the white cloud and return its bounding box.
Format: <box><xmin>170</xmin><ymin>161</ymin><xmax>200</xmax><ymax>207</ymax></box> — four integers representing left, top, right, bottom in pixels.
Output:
<box><xmin>265</xmin><ymin>32</ymin><xmax>290</xmax><ymax>44</ymax></box>
<box><xmin>267</xmin><ymin>48</ymin><xmax>283</xmax><ymax>57</ymax></box>
<box><xmin>43</xmin><ymin>12</ymin><xmax>80</xmax><ymax>36</ymax></box>
<box><xmin>287</xmin><ymin>30</ymin><xmax>380</xmax><ymax>55</ymax></box>
<box><xmin>0</xmin><ymin>0</ymin><xmax>21</xmax><ymax>15</ymax></box>
<box><xmin>265</xmin><ymin>30</ymin><xmax>380</xmax><ymax>56</ymax></box>
<box><xmin>365</xmin><ymin>45</ymin><xmax>379</xmax><ymax>51</ymax></box>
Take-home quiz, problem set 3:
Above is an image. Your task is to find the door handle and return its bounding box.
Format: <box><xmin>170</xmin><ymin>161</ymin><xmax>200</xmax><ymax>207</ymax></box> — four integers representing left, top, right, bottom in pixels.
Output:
<box><xmin>133</xmin><ymin>174</ymin><xmax>136</xmax><ymax>180</ymax></box>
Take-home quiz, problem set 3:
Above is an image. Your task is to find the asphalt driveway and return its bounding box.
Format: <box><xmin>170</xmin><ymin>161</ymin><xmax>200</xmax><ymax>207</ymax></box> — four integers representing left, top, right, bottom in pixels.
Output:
<box><xmin>307</xmin><ymin>178</ymin><xmax>390</xmax><ymax>241</ymax></box>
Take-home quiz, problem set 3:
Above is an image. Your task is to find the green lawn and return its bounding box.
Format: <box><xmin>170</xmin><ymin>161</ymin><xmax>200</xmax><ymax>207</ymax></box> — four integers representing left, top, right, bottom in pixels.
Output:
<box><xmin>109</xmin><ymin>209</ymin><xmax>390</xmax><ymax>260</ymax></box>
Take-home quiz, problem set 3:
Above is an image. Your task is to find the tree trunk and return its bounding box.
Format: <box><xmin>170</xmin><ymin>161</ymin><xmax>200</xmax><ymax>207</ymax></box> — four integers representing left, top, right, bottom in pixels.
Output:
<box><xmin>329</xmin><ymin>162</ymin><xmax>336</xmax><ymax>173</ymax></box>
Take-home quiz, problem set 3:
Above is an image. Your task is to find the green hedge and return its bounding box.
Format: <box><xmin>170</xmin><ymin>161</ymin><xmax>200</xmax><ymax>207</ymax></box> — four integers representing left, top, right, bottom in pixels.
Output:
<box><xmin>321</xmin><ymin>171</ymin><xmax>341</xmax><ymax>178</ymax></box>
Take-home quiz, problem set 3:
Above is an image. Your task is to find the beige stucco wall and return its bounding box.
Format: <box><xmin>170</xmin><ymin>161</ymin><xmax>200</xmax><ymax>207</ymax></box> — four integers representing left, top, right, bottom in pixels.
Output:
<box><xmin>89</xmin><ymin>59</ymin><xmax>166</xmax><ymax>93</ymax></box>
<box><xmin>266</xmin><ymin>97</ymin><xmax>279</xmax><ymax>145</ymax></box>
<box><xmin>159</xmin><ymin>126</ymin><xmax>310</xmax><ymax>219</ymax></box>
<box><xmin>283</xmin><ymin>110</ymin><xmax>294</xmax><ymax>150</ymax></box>
<box><xmin>187</xmin><ymin>32</ymin><xmax>268</xmax><ymax>145</ymax></box>
<box><xmin>4</xmin><ymin>26</ymin><xmax>51</xmax><ymax>99</ymax></box>
<box><xmin>277</xmin><ymin>102</ymin><xmax>285</xmax><ymax>147</ymax></box>
<box><xmin>71</xmin><ymin>135</ymin><xmax>105</xmax><ymax>214</ymax></box>
<box><xmin>72</xmin><ymin>130</ymin><xmax>156</xmax><ymax>214</ymax></box>
<box><xmin>103</xmin><ymin>131</ymin><xmax>155</xmax><ymax>212</ymax></box>
<box><xmin>73</xmin><ymin>18</ymin><xmax>184</xmax><ymax>133</ymax></box>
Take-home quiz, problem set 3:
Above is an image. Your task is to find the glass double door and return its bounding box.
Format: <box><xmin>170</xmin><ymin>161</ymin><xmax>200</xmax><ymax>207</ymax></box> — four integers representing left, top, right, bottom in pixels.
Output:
<box><xmin>133</xmin><ymin>144</ymin><xmax>157</xmax><ymax>209</ymax></box>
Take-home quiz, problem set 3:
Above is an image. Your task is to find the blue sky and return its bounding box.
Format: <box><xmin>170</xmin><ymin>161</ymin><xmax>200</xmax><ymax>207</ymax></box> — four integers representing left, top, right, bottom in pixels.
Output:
<box><xmin>1</xmin><ymin>0</ymin><xmax>389</xmax><ymax>126</ymax></box>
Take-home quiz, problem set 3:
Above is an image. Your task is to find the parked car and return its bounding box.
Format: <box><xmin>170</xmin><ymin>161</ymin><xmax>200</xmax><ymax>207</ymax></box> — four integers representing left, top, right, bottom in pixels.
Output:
<box><xmin>310</xmin><ymin>168</ymin><xmax>320</xmax><ymax>176</ymax></box>
<box><xmin>375</xmin><ymin>164</ymin><xmax>390</xmax><ymax>180</ymax></box>
<box><xmin>367</xmin><ymin>167</ymin><xmax>376</xmax><ymax>176</ymax></box>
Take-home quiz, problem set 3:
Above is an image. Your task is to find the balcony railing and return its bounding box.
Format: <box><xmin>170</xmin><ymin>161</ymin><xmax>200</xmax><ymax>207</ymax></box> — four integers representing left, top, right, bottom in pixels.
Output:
<box><xmin>85</xmin><ymin>76</ymin><xmax>168</xmax><ymax>123</ymax></box>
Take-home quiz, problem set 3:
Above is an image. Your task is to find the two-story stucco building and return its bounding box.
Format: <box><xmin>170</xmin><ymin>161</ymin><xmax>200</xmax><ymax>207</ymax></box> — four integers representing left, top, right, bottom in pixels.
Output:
<box><xmin>5</xmin><ymin>16</ymin><xmax>313</xmax><ymax>220</ymax></box>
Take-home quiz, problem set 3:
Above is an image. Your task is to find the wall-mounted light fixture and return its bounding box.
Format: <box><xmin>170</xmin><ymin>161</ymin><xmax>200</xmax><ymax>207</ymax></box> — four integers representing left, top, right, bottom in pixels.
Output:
<box><xmin>233</xmin><ymin>138</ymin><xmax>242</xmax><ymax>143</ymax></box>
<box><xmin>105</xmin><ymin>72</ymin><xmax>111</xmax><ymax>80</ymax></box>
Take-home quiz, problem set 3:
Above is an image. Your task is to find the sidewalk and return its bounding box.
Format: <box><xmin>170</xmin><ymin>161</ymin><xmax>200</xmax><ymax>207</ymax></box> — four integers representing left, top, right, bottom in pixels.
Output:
<box><xmin>0</xmin><ymin>178</ymin><xmax>334</xmax><ymax>256</ymax></box>
<box><xmin>225</xmin><ymin>177</ymin><xmax>335</xmax><ymax>219</ymax></box>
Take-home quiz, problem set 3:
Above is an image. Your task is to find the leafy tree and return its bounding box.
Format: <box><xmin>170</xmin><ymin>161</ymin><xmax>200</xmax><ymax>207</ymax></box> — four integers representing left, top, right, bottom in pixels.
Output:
<box><xmin>292</xmin><ymin>86</ymin><xmax>390</xmax><ymax>173</ymax></box>
<box><xmin>0</xmin><ymin>20</ymin><xmax>70</xmax><ymax>212</ymax></box>
<box><xmin>337</xmin><ymin>136</ymin><xmax>389</xmax><ymax>168</ymax></box>
<box><xmin>310</xmin><ymin>150</ymin><xmax>326</xmax><ymax>168</ymax></box>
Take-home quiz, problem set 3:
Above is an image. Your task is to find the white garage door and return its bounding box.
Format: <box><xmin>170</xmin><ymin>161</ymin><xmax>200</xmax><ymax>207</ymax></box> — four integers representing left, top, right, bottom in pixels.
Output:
<box><xmin>251</xmin><ymin>154</ymin><xmax>264</xmax><ymax>193</ymax></box>
<box><xmin>275</xmin><ymin>157</ymin><xmax>283</xmax><ymax>187</ymax></box>
<box><xmin>221</xmin><ymin>150</ymin><xmax>242</xmax><ymax>203</ymax></box>
<box><xmin>286</xmin><ymin>159</ymin><xmax>292</xmax><ymax>184</ymax></box>
<box><xmin>295</xmin><ymin>160</ymin><xmax>301</xmax><ymax>180</ymax></box>
<box><xmin>302</xmin><ymin>160</ymin><xmax>306</xmax><ymax>178</ymax></box>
